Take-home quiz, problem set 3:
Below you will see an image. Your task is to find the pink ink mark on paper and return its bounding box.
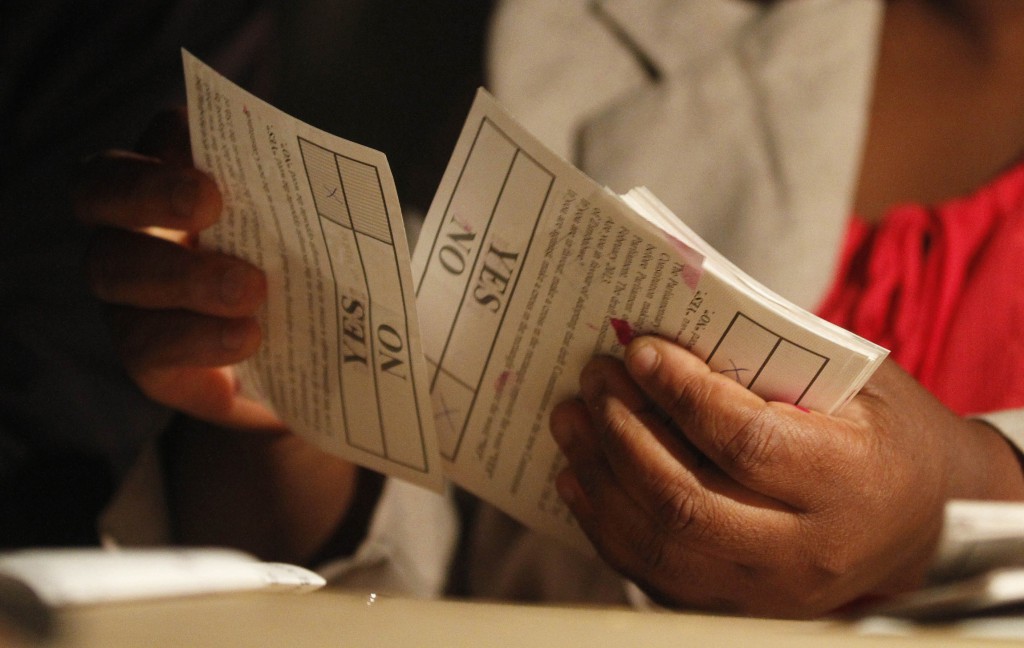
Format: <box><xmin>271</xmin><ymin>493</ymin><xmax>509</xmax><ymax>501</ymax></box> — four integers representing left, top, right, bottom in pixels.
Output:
<box><xmin>610</xmin><ymin>318</ymin><xmax>635</xmax><ymax>346</ymax></box>
<box><xmin>681</xmin><ymin>265</ymin><xmax>702</xmax><ymax>291</ymax></box>
<box><xmin>666</xmin><ymin>235</ymin><xmax>704</xmax><ymax>291</ymax></box>
<box><xmin>494</xmin><ymin>370</ymin><xmax>516</xmax><ymax>394</ymax></box>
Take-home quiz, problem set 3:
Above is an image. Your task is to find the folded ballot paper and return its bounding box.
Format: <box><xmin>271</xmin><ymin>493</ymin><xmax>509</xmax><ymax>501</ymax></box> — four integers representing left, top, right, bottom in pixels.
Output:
<box><xmin>0</xmin><ymin>548</ymin><xmax>324</xmax><ymax>608</ymax></box>
<box><xmin>182</xmin><ymin>50</ymin><xmax>886</xmax><ymax>552</ymax></box>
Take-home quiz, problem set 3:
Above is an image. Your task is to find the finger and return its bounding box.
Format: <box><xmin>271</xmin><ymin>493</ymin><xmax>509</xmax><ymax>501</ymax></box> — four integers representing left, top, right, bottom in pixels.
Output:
<box><xmin>550</xmin><ymin>399</ymin><xmax>758</xmax><ymax>612</ymax></box>
<box><xmin>135</xmin><ymin>107</ymin><xmax>193</xmax><ymax>166</ymax></box>
<box><xmin>622</xmin><ymin>337</ymin><xmax>828</xmax><ymax>503</ymax></box>
<box><xmin>88</xmin><ymin>229</ymin><xmax>266</xmax><ymax>317</ymax></box>
<box><xmin>108</xmin><ymin>306</ymin><xmax>261</xmax><ymax>374</ymax></box>
<box><xmin>139</xmin><ymin>366</ymin><xmax>284</xmax><ymax>431</ymax></box>
<box><xmin>551</xmin><ymin>398</ymin><xmax>621</xmax><ymax>521</ymax></box>
<box><xmin>73</xmin><ymin>151</ymin><xmax>221</xmax><ymax>232</ymax></box>
<box><xmin>551</xmin><ymin>399</ymin><xmax>686</xmax><ymax>580</ymax></box>
<box><xmin>574</xmin><ymin>358</ymin><xmax>792</xmax><ymax>554</ymax></box>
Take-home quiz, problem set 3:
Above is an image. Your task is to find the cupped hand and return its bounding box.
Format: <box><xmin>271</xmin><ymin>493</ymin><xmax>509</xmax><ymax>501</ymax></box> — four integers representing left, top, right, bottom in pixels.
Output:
<box><xmin>550</xmin><ymin>336</ymin><xmax>1024</xmax><ymax>618</ymax></box>
<box><xmin>73</xmin><ymin>110</ymin><xmax>366</xmax><ymax>564</ymax></box>
<box><xmin>74</xmin><ymin>109</ymin><xmax>279</xmax><ymax>431</ymax></box>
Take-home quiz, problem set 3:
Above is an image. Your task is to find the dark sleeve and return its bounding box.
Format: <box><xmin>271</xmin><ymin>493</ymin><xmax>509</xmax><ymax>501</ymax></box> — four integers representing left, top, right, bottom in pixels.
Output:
<box><xmin>0</xmin><ymin>0</ymin><xmax>276</xmax><ymax>548</ymax></box>
<box><xmin>0</xmin><ymin>423</ymin><xmax>115</xmax><ymax>548</ymax></box>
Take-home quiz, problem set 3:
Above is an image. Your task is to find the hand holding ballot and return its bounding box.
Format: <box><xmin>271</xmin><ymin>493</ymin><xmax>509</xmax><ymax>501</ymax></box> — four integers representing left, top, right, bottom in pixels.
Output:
<box><xmin>73</xmin><ymin>108</ymin><xmax>275</xmax><ymax>433</ymax></box>
<box><xmin>73</xmin><ymin>109</ymin><xmax>361</xmax><ymax>565</ymax></box>
<box><xmin>551</xmin><ymin>339</ymin><xmax>1024</xmax><ymax>617</ymax></box>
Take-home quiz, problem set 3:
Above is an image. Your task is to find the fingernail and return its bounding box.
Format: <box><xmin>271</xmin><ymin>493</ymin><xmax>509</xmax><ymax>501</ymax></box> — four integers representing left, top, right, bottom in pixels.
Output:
<box><xmin>171</xmin><ymin>176</ymin><xmax>199</xmax><ymax>218</ymax></box>
<box><xmin>626</xmin><ymin>342</ymin><xmax>658</xmax><ymax>377</ymax></box>
<box><xmin>220</xmin><ymin>265</ymin><xmax>251</xmax><ymax>307</ymax></box>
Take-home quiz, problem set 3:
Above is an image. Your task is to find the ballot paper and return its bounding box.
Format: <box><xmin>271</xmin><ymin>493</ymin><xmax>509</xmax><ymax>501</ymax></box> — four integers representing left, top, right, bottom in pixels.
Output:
<box><xmin>855</xmin><ymin>501</ymin><xmax>1024</xmax><ymax>622</ymax></box>
<box><xmin>184</xmin><ymin>51</ymin><xmax>442</xmax><ymax>490</ymax></box>
<box><xmin>412</xmin><ymin>89</ymin><xmax>887</xmax><ymax>550</ymax></box>
<box><xmin>0</xmin><ymin>548</ymin><xmax>324</xmax><ymax>608</ymax></box>
<box><xmin>929</xmin><ymin>500</ymin><xmax>1024</xmax><ymax>583</ymax></box>
<box><xmin>183</xmin><ymin>51</ymin><xmax>886</xmax><ymax>552</ymax></box>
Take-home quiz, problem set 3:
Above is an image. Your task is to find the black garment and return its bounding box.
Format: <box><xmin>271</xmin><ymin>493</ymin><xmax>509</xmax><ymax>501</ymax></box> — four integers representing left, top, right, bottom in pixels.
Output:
<box><xmin>274</xmin><ymin>0</ymin><xmax>494</xmax><ymax>215</ymax></box>
<box><xmin>0</xmin><ymin>0</ymin><xmax>494</xmax><ymax>548</ymax></box>
<box><xmin>0</xmin><ymin>0</ymin><xmax>277</xmax><ymax>547</ymax></box>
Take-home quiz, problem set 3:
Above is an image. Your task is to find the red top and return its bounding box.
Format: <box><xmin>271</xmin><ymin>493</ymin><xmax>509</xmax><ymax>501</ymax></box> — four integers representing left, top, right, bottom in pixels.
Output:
<box><xmin>816</xmin><ymin>161</ymin><xmax>1024</xmax><ymax>415</ymax></box>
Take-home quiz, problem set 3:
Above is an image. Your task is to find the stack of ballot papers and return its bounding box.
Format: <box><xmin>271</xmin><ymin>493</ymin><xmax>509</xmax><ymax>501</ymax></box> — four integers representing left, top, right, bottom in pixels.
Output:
<box><xmin>862</xmin><ymin>500</ymin><xmax>1024</xmax><ymax>621</ymax></box>
<box><xmin>182</xmin><ymin>50</ymin><xmax>887</xmax><ymax>552</ymax></box>
<box><xmin>0</xmin><ymin>548</ymin><xmax>325</xmax><ymax>641</ymax></box>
